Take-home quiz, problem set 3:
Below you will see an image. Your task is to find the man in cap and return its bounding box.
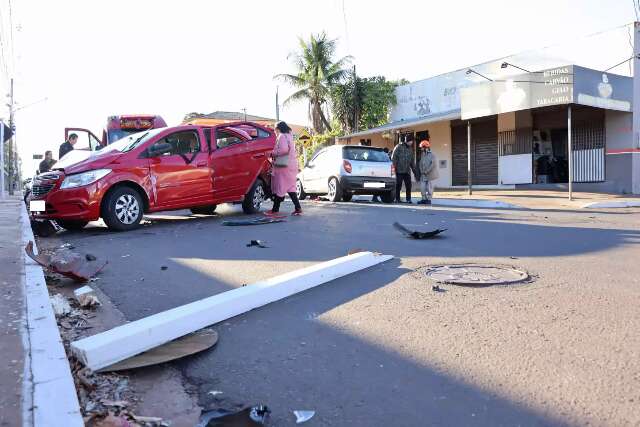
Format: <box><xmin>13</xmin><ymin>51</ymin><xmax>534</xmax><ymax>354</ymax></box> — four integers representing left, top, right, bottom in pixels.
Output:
<box><xmin>417</xmin><ymin>139</ymin><xmax>439</xmax><ymax>205</ymax></box>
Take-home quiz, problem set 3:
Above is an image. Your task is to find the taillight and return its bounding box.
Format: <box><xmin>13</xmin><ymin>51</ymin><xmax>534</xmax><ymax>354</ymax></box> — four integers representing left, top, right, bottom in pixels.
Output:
<box><xmin>391</xmin><ymin>164</ymin><xmax>396</xmax><ymax>176</ymax></box>
<box><xmin>343</xmin><ymin>160</ymin><xmax>352</xmax><ymax>174</ymax></box>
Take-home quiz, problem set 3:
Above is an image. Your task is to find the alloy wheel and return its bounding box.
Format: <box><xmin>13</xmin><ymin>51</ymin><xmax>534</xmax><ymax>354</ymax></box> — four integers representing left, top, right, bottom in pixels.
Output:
<box><xmin>328</xmin><ymin>179</ymin><xmax>337</xmax><ymax>200</ymax></box>
<box><xmin>115</xmin><ymin>194</ymin><xmax>140</xmax><ymax>225</ymax></box>
<box><xmin>253</xmin><ymin>183</ymin><xmax>265</xmax><ymax>209</ymax></box>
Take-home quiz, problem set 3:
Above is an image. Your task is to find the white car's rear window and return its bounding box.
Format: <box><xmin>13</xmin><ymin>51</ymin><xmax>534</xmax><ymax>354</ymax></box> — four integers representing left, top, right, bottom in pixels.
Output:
<box><xmin>343</xmin><ymin>147</ymin><xmax>390</xmax><ymax>162</ymax></box>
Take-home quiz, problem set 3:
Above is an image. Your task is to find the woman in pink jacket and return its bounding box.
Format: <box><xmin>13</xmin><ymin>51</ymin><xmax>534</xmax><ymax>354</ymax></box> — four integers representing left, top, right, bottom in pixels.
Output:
<box><xmin>266</xmin><ymin>121</ymin><xmax>303</xmax><ymax>216</ymax></box>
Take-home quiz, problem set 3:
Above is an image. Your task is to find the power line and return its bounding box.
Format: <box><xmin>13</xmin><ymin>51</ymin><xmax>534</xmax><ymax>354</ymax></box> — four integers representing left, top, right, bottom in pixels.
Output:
<box><xmin>604</xmin><ymin>56</ymin><xmax>635</xmax><ymax>72</ymax></box>
<box><xmin>634</xmin><ymin>0</ymin><xmax>639</xmax><ymax>21</ymax></box>
<box><xmin>341</xmin><ymin>0</ymin><xmax>350</xmax><ymax>53</ymax></box>
<box><xmin>0</xmin><ymin>4</ymin><xmax>9</xmax><ymax>82</ymax></box>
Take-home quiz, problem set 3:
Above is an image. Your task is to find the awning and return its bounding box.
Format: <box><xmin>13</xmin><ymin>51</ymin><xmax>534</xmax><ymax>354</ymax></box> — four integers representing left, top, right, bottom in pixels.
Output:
<box><xmin>339</xmin><ymin>110</ymin><xmax>461</xmax><ymax>139</ymax></box>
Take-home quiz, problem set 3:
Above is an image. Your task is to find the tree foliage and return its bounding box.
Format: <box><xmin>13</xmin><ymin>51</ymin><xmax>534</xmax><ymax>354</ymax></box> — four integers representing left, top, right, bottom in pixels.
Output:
<box><xmin>330</xmin><ymin>75</ymin><xmax>405</xmax><ymax>134</ymax></box>
<box><xmin>275</xmin><ymin>32</ymin><xmax>352</xmax><ymax>134</ymax></box>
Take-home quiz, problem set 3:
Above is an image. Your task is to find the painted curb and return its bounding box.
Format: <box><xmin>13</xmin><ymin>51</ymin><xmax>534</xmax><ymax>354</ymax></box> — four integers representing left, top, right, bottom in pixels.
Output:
<box><xmin>19</xmin><ymin>205</ymin><xmax>83</xmax><ymax>427</ymax></box>
<box><xmin>581</xmin><ymin>200</ymin><xmax>640</xmax><ymax>209</ymax></box>
<box><xmin>432</xmin><ymin>198</ymin><xmax>521</xmax><ymax>209</ymax></box>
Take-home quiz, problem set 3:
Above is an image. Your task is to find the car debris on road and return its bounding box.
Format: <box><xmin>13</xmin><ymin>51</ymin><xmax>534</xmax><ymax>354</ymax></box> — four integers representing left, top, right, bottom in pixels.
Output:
<box><xmin>222</xmin><ymin>217</ymin><xmax>285</xmax><ymax>226</ymax></box>
<box><xmin>74</xmin><ymin>286</ymin><xmax>101</xmax><ymax>308</ymax></box>
<box><xmin>393</xmin><ymin>222</ymin><xmax>447</xmax><ymax>239</ymax></box>
<box><xmin>246</xmin><ymin>240</ymin><xmax>268</xmax><ymax>248</ymax></box>
<box><xmin>293</xmin><ymin>410</ymin><xmax>315</xmax><ymax>424</ymax></box>
<box><xmin>25</xmin><ymin>241</ymin><xmax>108</xmax><ymax>282</ymax></box>
<box><xmin>198</xmin><ymin>405</ymin><xmax>271</xmax><ymax>427</ymax></box>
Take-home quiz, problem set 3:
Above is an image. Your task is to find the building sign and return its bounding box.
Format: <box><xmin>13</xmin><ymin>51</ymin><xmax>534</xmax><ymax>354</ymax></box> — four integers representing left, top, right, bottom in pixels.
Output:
<box><xmin>573</xmin><ymin>65</ymin><xmax>632</xmax><ymax>112</ymax></box>
<box><xmin>461</xmin><ymin>65</ymin><xmax>632</xmax><ymax>120</ymax></box>
<box><xmin>391</xmin><ymin>71</ymin><xmax>470</xmax><ymax>122</ymax></box>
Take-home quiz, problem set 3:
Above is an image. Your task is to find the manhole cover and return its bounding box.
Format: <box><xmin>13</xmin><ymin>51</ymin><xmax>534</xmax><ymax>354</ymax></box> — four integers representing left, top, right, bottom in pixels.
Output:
<box><xmin>423</xmin><ymin>264</ymin><xmax>529</xmax><ymax>286</ymax></box>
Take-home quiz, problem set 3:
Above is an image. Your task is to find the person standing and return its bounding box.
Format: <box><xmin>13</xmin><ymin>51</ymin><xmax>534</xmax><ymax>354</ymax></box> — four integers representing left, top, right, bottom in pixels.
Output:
<box><xmin>38</xmin><ymin>151</ymin><xmax>57</xmax><ymax>174</ymax></box>
<box><xmin>59</xmin><ymin>133</ymin><xmax>78</xmax><ymax>159</ymax></box>
<box><xmin>266</xmin><ymin>121</ymin><xmax>303</xmax><ymax>216</ymax></box>
<box><xmin>391</xmin><ymin>137</ymin><xmax>416</xmax><ymax>203</ymax></box>
<box><xmin>417</xmin><ymin>140</ymin><xmax>439</xmax><ymax>205</ymax></box>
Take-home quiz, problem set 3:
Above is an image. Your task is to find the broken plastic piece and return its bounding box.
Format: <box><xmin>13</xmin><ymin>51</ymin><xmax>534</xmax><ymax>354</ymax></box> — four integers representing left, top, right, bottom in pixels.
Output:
<box><xmin>50</xmin><ymin>294</ymin><xmax>72</xmax><ymax>316</ymax></box>
<box><xmin>161</xmin><ymin>266</ymin><xmax>168</xmax><ymax>270</ymax></box>
<box><xmin>223</xmin><ymin>217</ymin><xmax>285</xmax><ymax>226</ymax></box>
<box><xmin>294</xmin><ymin>410</ymin><xmax>315</xmax><ymax>423</ymax></box>
<box><xmin>199</xmin><ymin>405</ymin><xmax>271</xmax><ymax>426</ymax></box>
<box><xmin>85</xmin><ymin>254</ymin><xmax>97</xmax><ymax>261</ymax></box>
<box><xmin>246</xmin><ymin>240</ymin><xmax>268</xmax><ymax>248</ymax></box>
<box><xmin>432</xmin><ymin>285</ymin><xmax>445</xmax><ymax>293</ymax></box>
<box><xmin>393</xmin><ymin>222</ymin><xmax>446</xmax><ymax>239</ymax></box>
<box><xmin>74</xmin><ymin>286</ymin><xmax>101</xmax><ymax>307</ymax></box>
<box><xmin>99</xmin><ymin>329</ymin><xmax>218</xmax><ymax>372</ymax></box>
<box><xmin>25</xmin><ymin>241</ymin><xmax>108</xmax><ymax>282</ymax></box>
<box><xmin>30</xmin><ymin>219</ymin><xmax>58</xmax><ymax>237</ymax></box>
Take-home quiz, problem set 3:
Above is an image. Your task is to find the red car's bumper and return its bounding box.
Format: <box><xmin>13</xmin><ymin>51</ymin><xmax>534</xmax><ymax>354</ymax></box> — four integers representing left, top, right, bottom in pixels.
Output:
<box><xmin>29</xmin><ymin>173</ymin><xmax>103</xmax><ymax>222</ymax></box>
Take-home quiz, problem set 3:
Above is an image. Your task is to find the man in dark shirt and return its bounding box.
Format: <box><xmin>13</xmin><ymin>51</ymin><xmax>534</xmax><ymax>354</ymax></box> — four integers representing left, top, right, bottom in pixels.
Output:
<box><xmin>59</xmin><ymin>133</ymin><xmax>78</xmax><ymax>159</ymax></box>
<box><xmin>38</xmin><ymin>151</ymin><xmax>56</xmax><ymax>174</ymax></box>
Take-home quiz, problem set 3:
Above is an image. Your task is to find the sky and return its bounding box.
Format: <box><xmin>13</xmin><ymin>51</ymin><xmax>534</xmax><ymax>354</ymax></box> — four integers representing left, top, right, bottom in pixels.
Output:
<box><xmin>0</xmin><ymin>0</ymin><xmax>638</xmax><ymax>174</ymax></box>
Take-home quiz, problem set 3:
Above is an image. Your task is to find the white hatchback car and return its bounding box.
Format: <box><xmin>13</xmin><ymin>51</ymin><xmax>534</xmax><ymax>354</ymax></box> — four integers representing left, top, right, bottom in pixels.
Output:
<box><xmin>296</xmin><ymin>145</ymin><xmax>395</xmax><ymax>203</ymax></box>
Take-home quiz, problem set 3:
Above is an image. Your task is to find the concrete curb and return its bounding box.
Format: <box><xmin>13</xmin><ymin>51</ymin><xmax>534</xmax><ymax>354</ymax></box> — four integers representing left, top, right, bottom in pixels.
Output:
<box><xmin>432</xmin><ymin>198</ymin><xmax>521</xmax><ymax>209</ymax></box>
<box><xmin>581</xmin><ymin>200</ymin><xmax>640</xmax><ymax>209</ymax></box>
<box><xmin>19</xmin><ymin>206</ymin><xmax>83</xmax><ymax>427</ymax></box>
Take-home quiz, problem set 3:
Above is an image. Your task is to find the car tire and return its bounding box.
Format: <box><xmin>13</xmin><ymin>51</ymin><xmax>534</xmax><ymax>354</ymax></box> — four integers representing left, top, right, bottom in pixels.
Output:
<box><xmin>327</xmin><ymin>177</ymin><xmax>342</xmax><ymax>203</ymax></box>
<box><xmin>102</xmin><ymin>186</ymin><xmax>144</xmax><ymax>231</ymax></box>
<box><xmin>56</xmin><ymin>220</ymin><xmax>89</xmax><ymax>231</ymax></box>
<box><xmin>342</xmin><ymin>192</ymin><xmax>353</xmax><ymax>202</ymax></box>
<box><xmin>381</xmin><ymin>191</ymin><xmax>394</xmax><ymax>204</ymax></box>
<box><xmin>243</xmin><ymin>179</ymin><xmax>265</xmax><ymax>214</ymax></box>
<box><xmin>190</xmin><ymin>205</ymin><xmax>217</xmax><ymax>215</ymax></box>
<box><xmin>296</xmin><ymin>179</ymin><xmax>307</xmax><ymax>200</ymax></box>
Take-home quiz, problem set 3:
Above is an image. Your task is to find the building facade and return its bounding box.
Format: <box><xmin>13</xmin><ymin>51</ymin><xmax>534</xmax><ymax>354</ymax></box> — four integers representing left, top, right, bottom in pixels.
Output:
<box><xmin>339</xmin><ymin>62</ymin><xmax>639</xmax><ymax>194</ymax></box>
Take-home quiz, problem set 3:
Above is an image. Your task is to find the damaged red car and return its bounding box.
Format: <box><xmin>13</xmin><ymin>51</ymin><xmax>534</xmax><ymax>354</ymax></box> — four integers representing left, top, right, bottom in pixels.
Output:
<box><xmin>29</xmin><ymin>122</ymin><xmax>276</xmax><ymax>231</ymax></box>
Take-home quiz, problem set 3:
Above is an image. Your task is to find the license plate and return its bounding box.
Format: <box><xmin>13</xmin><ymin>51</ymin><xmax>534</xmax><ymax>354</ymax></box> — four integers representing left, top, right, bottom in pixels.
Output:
<box><xmin>29</xmin><ymin>200</ymin><xmax>46</xmax><ymax>212</ymax></box>
<box><xmin>364</xmin><ymin>182</ymin><xmax>385</xmax><ymax>188</ymax></box>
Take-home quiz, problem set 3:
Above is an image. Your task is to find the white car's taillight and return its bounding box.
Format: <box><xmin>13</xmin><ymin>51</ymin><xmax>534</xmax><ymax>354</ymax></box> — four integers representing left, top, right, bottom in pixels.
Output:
<box><xmin>343</xmin><ymin>160</ymin><xmax>352</xmax><ymax>174</ymax></box>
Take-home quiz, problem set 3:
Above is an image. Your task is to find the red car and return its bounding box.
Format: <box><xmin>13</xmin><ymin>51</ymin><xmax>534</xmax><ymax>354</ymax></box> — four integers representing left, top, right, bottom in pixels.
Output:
<box><xmin>29</xmin><ymin>122</ymin><xmax>275</xmax><ymax>231</ymax></box>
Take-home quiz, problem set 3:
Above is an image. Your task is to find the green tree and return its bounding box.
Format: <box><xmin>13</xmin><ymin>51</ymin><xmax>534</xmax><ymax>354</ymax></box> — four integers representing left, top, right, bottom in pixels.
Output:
<box><xmin>276</xmin><ymin>32</ymin><xmax>352</xmax><ymax>134</ymax></box>
<box><xmin>331</xmin><ymin>75</ymin><xmax>406</xmax><ymax>134</ymax></box>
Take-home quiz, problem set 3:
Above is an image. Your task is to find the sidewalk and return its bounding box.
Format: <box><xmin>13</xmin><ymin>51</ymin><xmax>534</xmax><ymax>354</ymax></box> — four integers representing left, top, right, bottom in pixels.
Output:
<box><xmin>0</xmin><ymin>195</ymin><xmax>26</xmax><ymax>427</ymax></box>
<box><xmin>429</xmin><ymin>189</ymin><xmax>640</xmax><ymax>210</ymax></box>
<box><xmin>0</xmin><ymin>194</ymin><xmax>83</xmax><ymax>427</ymax></box>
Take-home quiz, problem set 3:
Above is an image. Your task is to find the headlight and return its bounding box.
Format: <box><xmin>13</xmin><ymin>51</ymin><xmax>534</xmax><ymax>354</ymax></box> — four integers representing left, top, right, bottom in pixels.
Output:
<box><xmin>60</xmin><ymin>169</ymin><xmax>111</xmax><ymax>189</ymax></box>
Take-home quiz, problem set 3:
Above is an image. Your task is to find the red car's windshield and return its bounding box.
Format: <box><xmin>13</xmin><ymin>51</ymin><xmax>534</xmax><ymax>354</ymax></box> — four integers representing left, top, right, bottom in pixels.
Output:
<box><xmin>108</xmin><ymin>129</ymin><xmax>142</xmax><ymax>144</ymax></box>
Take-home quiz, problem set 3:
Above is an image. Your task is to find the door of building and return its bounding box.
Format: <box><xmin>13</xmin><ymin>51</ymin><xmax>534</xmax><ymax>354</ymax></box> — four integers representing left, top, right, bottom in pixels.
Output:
<box><xmin>451</xmin><ymin>118</ymin><xmax>498</xmax><ymax>186</ymax></box>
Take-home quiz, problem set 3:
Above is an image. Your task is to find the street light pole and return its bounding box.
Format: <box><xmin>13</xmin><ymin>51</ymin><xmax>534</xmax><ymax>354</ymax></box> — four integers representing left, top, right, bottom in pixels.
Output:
<box><xmin>8</xmin><ymin>78</ymin><xmax>15</xmax><ymax>195</ymax></box>
<box><xmin>467</xmin><ymin>121</ymin><xmax>473</xmax><ymax>195</ymax></box>
<box><xmin>568</xmin><ymin>105</ymin><xmax>573</xmax><ymax>201</ymax></box>
<box><xmin>0</xmin><ymin>120</ymin><xmax>5</xmax><ymax>199</ymax></box>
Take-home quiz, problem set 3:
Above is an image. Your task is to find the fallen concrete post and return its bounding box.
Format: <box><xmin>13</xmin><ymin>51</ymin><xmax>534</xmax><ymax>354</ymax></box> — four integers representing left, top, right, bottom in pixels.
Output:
<box><xmin>71</xmin><ymin>251</ymin><xmax>393</xmax><ymax>370</ymax></box>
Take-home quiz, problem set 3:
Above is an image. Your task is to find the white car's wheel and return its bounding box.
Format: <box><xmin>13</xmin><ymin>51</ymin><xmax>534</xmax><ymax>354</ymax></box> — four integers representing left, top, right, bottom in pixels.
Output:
<box><xmin>327</xmin><ymin>177</ymin><xmax>342</xmax><ymax>202</ymax></box>
<box><xmin>296</xmin><ymin>179</ymin><xmax>307</xmax><ymax>200</ymax></box>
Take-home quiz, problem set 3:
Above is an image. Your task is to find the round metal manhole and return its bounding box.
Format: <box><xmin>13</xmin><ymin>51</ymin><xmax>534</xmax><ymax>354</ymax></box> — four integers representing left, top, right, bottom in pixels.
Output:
<box><xmin>423</xmin><ymin>264</ymin><xmax>529</xmax><ymax>286</ymax></box>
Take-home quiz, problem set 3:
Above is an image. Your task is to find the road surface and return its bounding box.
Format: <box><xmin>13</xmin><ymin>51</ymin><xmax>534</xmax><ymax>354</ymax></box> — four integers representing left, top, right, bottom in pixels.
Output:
<box><xmin>42</xmin><ymin>199</ymin><xmax>640</xmax><ymax>426</ymax></box>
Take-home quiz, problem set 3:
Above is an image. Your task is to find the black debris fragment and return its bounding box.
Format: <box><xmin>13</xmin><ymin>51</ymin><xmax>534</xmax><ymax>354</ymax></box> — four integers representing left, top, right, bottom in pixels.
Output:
<box><xmin>393</xmin><ymin>222</ymin><xmax>446</xmax><ymax>239</ymax></box>
<box><xmin>161</xmin><ymin>266</ymin><xmax>168</xmax><ymax>271</ymax></box>
<box><xmin>200</xmin><ymin>405</ymin><xmax>271</xmax><ymax>426</ymax></box>
<box><xmin>85</xmin><ymin>254</ymin><xmax>97</xmax><ymax>262</ymax></box>
<box><xmin>432</xmin><ymin>285</ymin><xmax>445</xmax><ymax>292</ymax></box>
<box><xmin>223</xmin><ymin>217</ymin><xmax>285</xmax><ymax>226</ymax></box>
<box><xmin>246</xmin><ymin>240</ymin><xmax>268</xmax><ymax>248</ymax></box>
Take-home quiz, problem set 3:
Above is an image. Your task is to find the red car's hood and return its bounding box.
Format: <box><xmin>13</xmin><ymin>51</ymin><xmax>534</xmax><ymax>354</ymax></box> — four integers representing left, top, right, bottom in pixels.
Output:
<box><xmin>54</xmin><ymin>150</ymin><xmax>123</xmax><ymax>174</ymax></box>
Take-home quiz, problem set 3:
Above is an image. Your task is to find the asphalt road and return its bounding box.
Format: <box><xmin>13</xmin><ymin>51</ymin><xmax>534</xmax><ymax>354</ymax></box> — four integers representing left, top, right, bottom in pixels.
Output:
<box><xmin>43</xmin><ymin>199</ymin><xmax>640</xmax><ymax>426</ymax></box>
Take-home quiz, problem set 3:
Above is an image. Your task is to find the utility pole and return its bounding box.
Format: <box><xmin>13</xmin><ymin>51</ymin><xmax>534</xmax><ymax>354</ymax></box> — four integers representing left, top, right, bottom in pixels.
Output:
<box><xmin>0</xmin><ymin>119</ymin><xmax>5</xmax><ymax>199</ymax></box>
<box><xmin>275</xmin><ymin>86</ymin><xmax>280</xmax><ymax>121</ymax></box>
<box><xmin>352</xmin><ymin>64</ymin><xmax>358</xmax><ymax>133</ymax></box>
<box><xmin>8</xmin><ymin>78</ymin><xmax>15</xmax><ymax>195</ymax></box>
<box><xmin>241</xmin><ymin>108</ymin><xmax>247</xmax><ymax>122</ymax></box>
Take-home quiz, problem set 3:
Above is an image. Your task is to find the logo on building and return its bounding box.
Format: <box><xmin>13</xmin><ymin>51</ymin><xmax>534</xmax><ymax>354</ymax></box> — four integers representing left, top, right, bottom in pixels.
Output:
<box><xmin>598</xmin><ymin>74</ymin><xmax>613</xmax><ymax>99</ymax></box>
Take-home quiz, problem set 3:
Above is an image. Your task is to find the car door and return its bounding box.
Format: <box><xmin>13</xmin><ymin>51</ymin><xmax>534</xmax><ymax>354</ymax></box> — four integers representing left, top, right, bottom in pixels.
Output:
<box><xmin>148</xmin><ymin>129</ymin><xmax>212</xmax><ymax>207</ymax></box>
<box><xmin>304</xmin><ymin>149</ymin><xmax>327</xmax><ymax>193</ymax></box>
<box><xmin>209</xmin><ymin>127</ymin><xmax>251</xmax><ymax>201</ymax></box>
<box><xmin>64</xmin><ymin>128</ymin><xmax>102</xmax><ymax>152</ymax></box>
<box><xmin>242</xmin><ymin>125</ymin><xmax>276</xmax><ymax>186</ymax></box>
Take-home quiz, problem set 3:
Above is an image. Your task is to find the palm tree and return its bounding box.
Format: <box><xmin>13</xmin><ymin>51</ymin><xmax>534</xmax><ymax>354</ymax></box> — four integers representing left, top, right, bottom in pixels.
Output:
<box><xmin>276</xmin><ymin>32</ymin><xmax>351</xmax><ymax>134</ymax></box>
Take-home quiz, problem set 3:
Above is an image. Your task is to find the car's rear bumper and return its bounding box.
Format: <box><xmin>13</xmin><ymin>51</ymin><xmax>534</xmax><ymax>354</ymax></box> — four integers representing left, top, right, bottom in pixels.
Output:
<box><xmin>339</xmin><ymin>176</ymin><xmax>395</xmax><ymax>194</ymax></box>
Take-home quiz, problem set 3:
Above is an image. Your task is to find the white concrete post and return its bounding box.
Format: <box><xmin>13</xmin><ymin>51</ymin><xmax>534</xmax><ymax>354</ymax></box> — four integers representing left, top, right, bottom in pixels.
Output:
<box><xmin>568</xmin><ymin>105</ymin><xmax>573</xmax><ymax>201</ymax></box>
<box><xmin>633</xmin><ymin>22</ymin><xmax>640</xmax><ymax>194</ymax></box>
